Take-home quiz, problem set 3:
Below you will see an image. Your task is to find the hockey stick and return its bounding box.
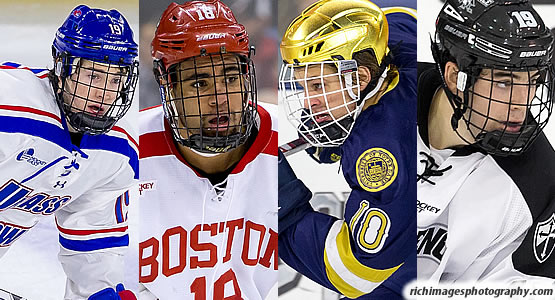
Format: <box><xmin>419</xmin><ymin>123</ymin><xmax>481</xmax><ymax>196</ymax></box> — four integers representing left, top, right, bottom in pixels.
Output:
<box><xmin>279</xmin><ymin>137</ymin><xmax>309</xmax><ymax>157</ymax></box>
<box><xmin>0</xmin><ymin>289</ymin><xmax>27</xmax><ymax>300</ymax></box>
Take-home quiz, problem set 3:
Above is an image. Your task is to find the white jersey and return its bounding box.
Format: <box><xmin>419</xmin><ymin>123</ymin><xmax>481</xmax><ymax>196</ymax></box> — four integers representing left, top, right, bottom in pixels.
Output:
<box><xmin>416</xmin><ymin>63</ymin><xmax>555</xmax><ymax>283</ymax></box>
<box><xmin>138</xmin><ymin>104</ymin><xmax>278</xmax><ymax>300</ymax></box>
<box><xmin>416</xmin><ymin>132</ymin><xmax>532</xmax><ymax>282</ymax></box>
<box><xmin>0</xmin><ymin>63</ymin><xmax>138</xmax><ymax>298</ymax></box>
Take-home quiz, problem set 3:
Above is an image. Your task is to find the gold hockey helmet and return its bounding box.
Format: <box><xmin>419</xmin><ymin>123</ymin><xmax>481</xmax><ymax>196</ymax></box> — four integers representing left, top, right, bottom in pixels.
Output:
<box><xmin>281</xmin><ymin>0</ymin><xmax>389</xmax><ymax>65</ymax></box>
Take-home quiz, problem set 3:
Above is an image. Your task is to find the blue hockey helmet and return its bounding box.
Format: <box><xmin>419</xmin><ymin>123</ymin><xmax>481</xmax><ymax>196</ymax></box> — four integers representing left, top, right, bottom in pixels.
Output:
<box><xmin>52</xmin><ymin>5</ymin><xmax>139</xmax><ymax>135</ymax></box>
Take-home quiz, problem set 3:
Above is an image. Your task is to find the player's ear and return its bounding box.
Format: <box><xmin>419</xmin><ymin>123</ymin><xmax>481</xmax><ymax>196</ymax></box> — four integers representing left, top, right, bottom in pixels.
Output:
<box><xmin>55</xmin><ymin>75</ymin><xmax>63</xmax><ymax>93</ymax></box>
<box><xmin>444</xmin><ymin>61</ymin><xmax>459</xmax><ymax>95</ymax></box>
<box><xmin>358</xmin><ymin>65</ymin><xmax>372</xmax><ymax>90</ymax></box>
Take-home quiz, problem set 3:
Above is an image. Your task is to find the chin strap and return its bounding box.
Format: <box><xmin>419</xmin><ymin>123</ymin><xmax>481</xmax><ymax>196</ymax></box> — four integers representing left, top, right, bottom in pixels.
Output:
<box><xmin>189</xmin><ymin>147</ymin><xmax>226</xmax><ymax>157</ymax></box>
<box><xmin>361</xmin><ymin>66</ymin><xmax>389</xmax><ymax>103</ymax></box>
<box><xmin>343</xmin><ymin>72</ymin><xmax>358</xmax><ymax>100</ymax></box>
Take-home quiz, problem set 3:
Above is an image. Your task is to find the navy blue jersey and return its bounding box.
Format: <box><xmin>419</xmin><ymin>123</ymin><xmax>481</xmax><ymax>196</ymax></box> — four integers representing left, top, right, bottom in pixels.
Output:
<box><xmin>279</xmin><ymin>8</ymin><xmax>416</xmax><ymax>299</ymax></box>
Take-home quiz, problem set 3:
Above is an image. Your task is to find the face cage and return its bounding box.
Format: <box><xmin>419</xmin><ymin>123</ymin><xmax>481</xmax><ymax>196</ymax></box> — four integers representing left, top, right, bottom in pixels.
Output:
<box><xmin>158</xmin><ymin>53</ymin><xmax>258</xmax><ymax>154</ymax></box>
<box><xmin>450</xmin><ymin>64</ymin><xmax>555</xmax><ymax>156</ymax></box>
<box><xmin>279</xmin><ymin>60</ymin><xmax>361</xmax><ymax>147</ymax></box>
<box><xmin>57</xmin><ymin>57</ymin><xmax>139</xmax><ymax>135</ymax></box>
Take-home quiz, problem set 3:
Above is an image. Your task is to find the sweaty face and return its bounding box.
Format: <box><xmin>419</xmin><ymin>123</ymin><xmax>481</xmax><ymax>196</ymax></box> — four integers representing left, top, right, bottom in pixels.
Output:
<box><xmin>462</xmin><ymin>68</ymin><xmax>541</xmax><ymax>137</ymax></box>
<box><xmin>294</xmin><ymin>63</ymin><xmax>359</xmax><ymax>123</ymax></box>
<box><xmin>62</xmin><ymin>59</ymin><xmax>128</xmax><ymax>117</ymax></box>
<box><xmin>166</xmin><ymin>54</ymin><xmax>250</xmax><ymax>139</ymax></box>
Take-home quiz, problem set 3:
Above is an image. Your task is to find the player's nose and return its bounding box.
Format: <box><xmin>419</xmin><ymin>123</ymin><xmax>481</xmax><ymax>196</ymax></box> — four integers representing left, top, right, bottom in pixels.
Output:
<box><xmin>95</xmin><ymin>86</ymin><xmax>116</xmax><ymax>104</ymax></box>
<box><xmin>510</xmin><ymin>84</ymin><xmax>533</xmax><ymax>107</ymax></box>
<box><xmin>303</xmin><ymin>92</ymin><xmax>322</xmax><ymax>109</ymax></box>
<box><xmin>209</xmin><ymin>85</ymin><xmax>229</xmax><ymax>107</ymax></box>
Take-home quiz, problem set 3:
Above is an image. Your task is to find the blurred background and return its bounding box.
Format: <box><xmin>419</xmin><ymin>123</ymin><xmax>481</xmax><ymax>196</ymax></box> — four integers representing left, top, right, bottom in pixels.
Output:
<box><xmin>0</xmin><ymin>1</ymin><xmax>139</xmax><ymax>299</ymax></box>
<box><xmin>139</xmin><ymin>0</ymin><xmax>278</xmax><ymax>109</ymax></box>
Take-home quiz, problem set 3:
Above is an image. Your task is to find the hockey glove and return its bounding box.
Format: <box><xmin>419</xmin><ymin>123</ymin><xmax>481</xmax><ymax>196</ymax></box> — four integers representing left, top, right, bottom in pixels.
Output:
<box><xmin>278</xmin><ymin>149</ymin><xmax>313</xmax><ymax>234</ymax></box>
<box><xmin>88</xmin><ymin>283</ymin><xmax>137</xmax><ymax>300</ymax></box>
<box><xmin>305</xmin><ymin>146</ymin><xmax>342</xmax><ymax>164</ymax></box>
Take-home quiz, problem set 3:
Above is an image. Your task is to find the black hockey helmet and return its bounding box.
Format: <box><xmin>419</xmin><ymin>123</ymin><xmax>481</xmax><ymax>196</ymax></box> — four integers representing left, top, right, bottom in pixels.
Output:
<box><xmin>432</xmin><ymin>0</ymin><xmax>555</xmax><ymax>156</ymax></box>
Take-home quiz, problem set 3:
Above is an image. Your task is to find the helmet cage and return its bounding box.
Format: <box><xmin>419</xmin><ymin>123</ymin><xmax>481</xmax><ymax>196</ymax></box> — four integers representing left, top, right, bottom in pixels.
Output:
<box><xmin>446</xmin><ymin>63</ymin><xmax>554</xmax><ymax>155</ymax></box>
<box><xmin>155</xmin><ymin>52</ymin><xmax>258</xmax><ymax>154</ymax></box>
<box><xmin>279</xmin><ymin>60</ymin><xmax>362</xmax><ymax>147</ymax></box>
<box><xmin>54</xmin><ymin>52</ymin><xmax>139</xmax><ymax>135</ymax></box>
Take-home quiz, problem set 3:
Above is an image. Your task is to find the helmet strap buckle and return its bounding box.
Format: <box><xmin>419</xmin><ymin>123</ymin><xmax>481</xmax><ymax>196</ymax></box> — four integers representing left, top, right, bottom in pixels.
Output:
<box><xmin>55</xmin><ymin>61</ymin><xmax>63</xmax><ymax>77</ymax></box>
<box><xmin>457</xmin><ymin>71</ymin><xmax>467</xmax><ymax>92</ymax></box>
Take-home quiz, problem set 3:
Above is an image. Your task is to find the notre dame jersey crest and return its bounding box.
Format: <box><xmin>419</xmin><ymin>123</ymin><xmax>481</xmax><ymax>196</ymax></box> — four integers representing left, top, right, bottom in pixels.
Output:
<box><xmin>356</xmin><ymin>147</ymin><xmax>398</xmax><ymax>192</ymax></box>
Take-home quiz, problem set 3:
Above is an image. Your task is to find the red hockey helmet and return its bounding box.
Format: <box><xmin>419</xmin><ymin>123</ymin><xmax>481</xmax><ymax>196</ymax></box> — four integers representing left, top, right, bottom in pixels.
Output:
<box><xmin>152</xmin><ymin>0</ymin><xmax>250</xmax><ymax>71</ymax></box>
<box><xmin>151</xmin><ymin>0</ymin><xmax>258</xmax><ymax>154</ymax></box>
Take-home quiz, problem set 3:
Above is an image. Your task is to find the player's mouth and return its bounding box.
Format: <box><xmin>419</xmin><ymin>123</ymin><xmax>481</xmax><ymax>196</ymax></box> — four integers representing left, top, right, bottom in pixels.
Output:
<box><xmin>313</xmin><ymin>113</ymin><xmax>332</xmax><ymax>124</ymax></box>
<box><xmin>87</xmin><ymin>105</ymin><xmax>105</xmax><ymax>116</ymax></box>
<box><xmin>207</xmin><ymin>116</ymin><xmax>230</xmax><ymax>131</ymax></box>
<box><xmin>501</xmin><ymin>121</ymin><xmax>524</xmax><ymax>133</ymax></box>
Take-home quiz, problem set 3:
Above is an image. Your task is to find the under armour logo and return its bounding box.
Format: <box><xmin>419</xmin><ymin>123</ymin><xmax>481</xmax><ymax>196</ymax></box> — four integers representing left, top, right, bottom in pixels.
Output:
<box><xmin>53</xmin><ymin>181</ymin><xmax>67</xmax><ymax>189</ymax></box>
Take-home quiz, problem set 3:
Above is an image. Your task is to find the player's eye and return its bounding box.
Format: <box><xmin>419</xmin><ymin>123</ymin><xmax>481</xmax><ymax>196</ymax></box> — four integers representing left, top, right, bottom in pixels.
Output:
<box><xmin>111</xmin><ymin>76</ymin><xmax>122</xmax><ymax>85</ymax></box>
<box><xmin>312</xmin><ymin>82</ymin><xmax>323</xmax><ymax>90</ymax></box>
<box><xmin>191</xmin><ymin>80</ymin><xmax>207</xmax><ymax>88</ymax></box>
<box><xmin>226</xmin><ymin>75</ymin><xmax>238</xmax><ymax>84</ymax></box>
<box><xmin>495</xmin><ymin>81</ymin><xmax>511</xmax><ymax>89</ymax></box>
<box><xmin>88</xmin><ymin>73</ymin><xmax>100</xmax><ymax>81</ymax></box>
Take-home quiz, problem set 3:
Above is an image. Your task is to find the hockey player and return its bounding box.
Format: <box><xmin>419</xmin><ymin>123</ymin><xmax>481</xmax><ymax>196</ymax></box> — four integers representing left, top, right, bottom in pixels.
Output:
<box><xmin>278</xmin><ymin>0</ymin><xmax>416</xmax><ymax>298</ymax></box>
<box><xmin>138</xmin><ymin>1</ymin><xmax>277</xmax><ymax>299</ymax></box>
<box><xmin>0</xmin><ymin>5</ymin><xmax>138</xmax><ymax>299</ymax></box>
<box><xmin>417</xmin><ymin>0</ymin><xmax>555</xmax><ymax>282</ymax></box>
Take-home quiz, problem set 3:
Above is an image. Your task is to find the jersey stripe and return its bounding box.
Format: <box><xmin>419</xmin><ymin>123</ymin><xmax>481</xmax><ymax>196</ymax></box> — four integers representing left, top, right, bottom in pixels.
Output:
<box><xmin>323</xmin><ymin>221</ymin><xmax>402</xmax><ymax>298</ymax></box>
<box><xmin>263</xmin><ymin>131</ymin><xmax>278</xmax><ymax>156</ymax></box>
<box><xmin>139</xmin><ymin>118</ymin><xmax>204</xmax><ymax>176</ymax></box>
<box><xmin>383</xmin><ymin>7</ymin><xmax>417</xmax><ymax>19</ymax></box>
<box><xmin>139</xmin><ymin>128</ymin><xmax>172</xmax><ymax>159</ymax></box>
<box><xmin>0</xmin><ymin>105</ymin><xmax>62</xmax><ymax>124</ymax></box>
<box><xmin>139</xmin><ymin>104</ymin><xmax>162</xmax><ymax>112</ymax></box>
<box><xmin>232</xmin><ymin>105</ymin><xmax>276</xmax><ymax>173</ymax></box>
<box><xmin>112</xmin><ymin>126</ymin><xmax>138</xmax><ymax>149</ymax></box>
<box><xmin>21</xmin><ymin>156</ymin><xmax>68</xmax><ymax>184</ymax></box>
<box><xmin>59</xmin><ymin>234</ymin><xmax>129</xmax><ymax>252</ymax></box>
<box><xmin>0</xmin><ymin>116</ymin><xmax>72</xmax><ymax>151</ymax></box>
<box><xmin>0</xmin><ymin>64</ymin><xmax>49</xmax><ymax>79</ymax></box>
<box><xmin>56</xmin><ymin>222</ymin><xmax>128</xmax><ymax>236</ymax></box>
<box><xmin>0</xmin><ymin>115</ymin><xmax>138</xmax><ymax>179</ymax></box>
<box><xmin>81</xmin><ymin>134</ymin><xmax>139</xmax><ymax>179</ymax></box>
